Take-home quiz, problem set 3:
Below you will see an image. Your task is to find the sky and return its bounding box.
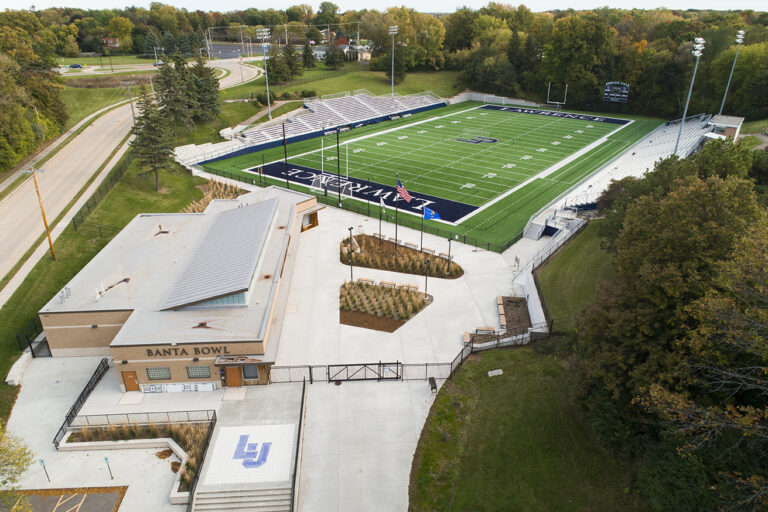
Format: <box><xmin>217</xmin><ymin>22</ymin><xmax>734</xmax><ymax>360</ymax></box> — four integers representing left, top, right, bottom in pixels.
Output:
<box><xmin>4</xmin><ymin>0</ymin><xmax>767</xmax><ymax>13</ymax></box>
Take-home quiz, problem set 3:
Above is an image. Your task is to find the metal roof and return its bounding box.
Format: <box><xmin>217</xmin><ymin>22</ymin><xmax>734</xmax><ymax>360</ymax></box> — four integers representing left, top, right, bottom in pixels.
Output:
<box><xmin>161</xmin><ymin>198</ymin><xmax>278</xmax><ymax>310</ymax></box>
<box><xmin>709</xmin><ymin>115</ymin><xmax>745</xmax><ymax>127</ymax></box>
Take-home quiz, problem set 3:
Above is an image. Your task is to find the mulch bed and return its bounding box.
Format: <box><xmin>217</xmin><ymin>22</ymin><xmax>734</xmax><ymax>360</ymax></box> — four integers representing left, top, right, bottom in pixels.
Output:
<box><xmin>503</xmin><ymin>297</ymin><xmax>532</xmax><ymax>336</ymax></box>
<box><xmin>342</xmin><ymin>235</ymin><xmax>463</xmax><ymax>279</ymax></box>
<box><xmin>340</xmin><ymin>310</ymin><xmax>405</xmax><ymax>333</ymax></box>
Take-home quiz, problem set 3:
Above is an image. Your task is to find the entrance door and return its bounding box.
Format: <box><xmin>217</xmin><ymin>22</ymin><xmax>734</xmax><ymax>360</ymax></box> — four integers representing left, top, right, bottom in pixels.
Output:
<box><xmin>122</xmin><ymin>371</ymin><xmax>139</xmax><ymax>392</ymax></box>
<box><xmin>225</xmin><ymin>367</ymin><xmax>242</xmax><ymax>388</ymax></box>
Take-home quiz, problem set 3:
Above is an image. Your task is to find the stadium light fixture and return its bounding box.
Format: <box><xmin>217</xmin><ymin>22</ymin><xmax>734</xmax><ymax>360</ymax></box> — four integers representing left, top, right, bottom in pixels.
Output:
<box><xmin>674</xmin><ymin>37</ymin><xmax>705</xmax><ymax>156</ymax></box>
<box><xmin>388</xmin><ymin>25</ymin><xmax>399</xmax><ymax>97</ymax></box>
<box><xmin>718</xmin><ymin>29</ymin><xmax>745</xmax><ymax>115</ymax></box>
<box><xmin>256</xmin><ymin>28</ymin><xmax>272</xmax><ymax>120</ymax></box>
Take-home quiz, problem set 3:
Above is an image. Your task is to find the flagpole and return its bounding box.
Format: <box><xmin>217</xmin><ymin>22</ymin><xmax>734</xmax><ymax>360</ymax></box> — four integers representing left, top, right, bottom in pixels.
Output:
<box><xmin>394</xmin><ymin>173</ymin><xmax>399</xmax><ymax>254</ymax></box>
<box><xmin>346</xmin><ymin>143</ymin><xmax>349</xmax><ymax>178</ymax></box>
<box><xmin>379</xmin><ymin>206</ymin><xmax>382</xmax><ymax>246</ymax></box>
<box><xmin>336</xmin><ymin>129</ymin><xmax>341</xmax><ymax>206</ymax></box>
<box><xmin>260</xmin><ymin>154</ymin><xmax>265</xmax><ymax>188</ymax></box>
<box><xmin>366</xmin><ymin>175</ymin><xmax>370</xmax><ymax>216</ymax></box>
<box><xmin>321</xmin><ymin>138</ymin><xmax>324</xmax><ymax>173</ymax></box>
<box><xmin>282</xmin><ymin>123</ymin><xmax>289</xmax><ymax>189</ymax></box>
<box><xmin>420</xmin><ymin>212</ymin><xmax>424</xmax><ymax>251</ymax></box>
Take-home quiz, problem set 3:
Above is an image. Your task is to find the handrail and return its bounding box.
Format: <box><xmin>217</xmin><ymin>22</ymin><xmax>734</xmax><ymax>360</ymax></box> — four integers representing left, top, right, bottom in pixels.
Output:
<box><xmin>290</xmin><ymin>379</ymin><xmax>307</xmax><ymax>511</ymax></box>
<box><xmin>53</xmin><ymin>358</ymin><xmax>110</xmax><ymax>448</ymax></box>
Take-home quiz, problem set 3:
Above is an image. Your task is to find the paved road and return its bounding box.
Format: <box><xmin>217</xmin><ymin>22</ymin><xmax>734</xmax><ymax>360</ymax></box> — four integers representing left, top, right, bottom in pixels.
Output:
<box><xmin>0</xmin><ymin>59</ymin><xmax>261</xmax><ymax>288</ymax></box>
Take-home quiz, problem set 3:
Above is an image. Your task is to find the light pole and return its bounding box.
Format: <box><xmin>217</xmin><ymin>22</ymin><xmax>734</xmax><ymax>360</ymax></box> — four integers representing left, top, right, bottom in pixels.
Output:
<box><xmin>153</xmin><ymin>46</ymin><xmax>164</xmax><ymax>64</ymax></box>
<box><xmin>719</xmin><ymin>30</ymin><xmax>745</xmax><ymax>115</ymax></box>
<box><xmin>22</xmin><ymin>168</ymin><xmax>55</xmax><ymax>261</ymax></box>
<box><xmin>256</xmin><ymin>27</ymin><xmax>272</xmax><ymax>120</ymax></box>
<box><xmin>388</xmin><ymin>25</ymin><xmax>398</xmax><ymax>97</ymax></box>
<box><xmin>674</xmin><ymin>37</ymin><xmax>705</xmax><ymax>156</ymax></box>
<box><xmin>348</xmin><ymin>227</ymin><xmax>354</xmax><ymax>282</ymax></box>
<box><xmin>424</xmin><ymin>258</ymin><xmax>431</xmax><ymax>296</ymax></box>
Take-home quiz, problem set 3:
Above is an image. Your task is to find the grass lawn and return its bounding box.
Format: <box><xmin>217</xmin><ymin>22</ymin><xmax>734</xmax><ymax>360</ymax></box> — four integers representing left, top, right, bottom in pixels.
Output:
<box><xmin>57</xmin><ymin>55</ymin><xmax>155</xmax><ymax>67</ymax></box>
<box><xmin>221</xmin><ymin>64</ymin><xmax>462</xmax><ymax>101</ymax></box>
<box><xmin>537</xmin><ymin>221</ymin><xmax>615</xmax><ymax>332</ymax></box>
<box><xmin>60</xmin><ymin>86</ymin><xmax>139</xmax><ymax>130</ymax></box>
<box><xmin>174</xmin><ymin>101</ymin><xmax>303</xmax><ymax>146</ymax></box>
<box><xmin>738</xmin><ymin>135</ymin><xmax>762</xmax><ymax>150</ymax></box>
<box><xmin>0</xmin><ymin>160</ymin><xmax>204</xmax><ymax>422</ymax></box>
<box><xmin>742</xmin><ymin>118</ymin><xmax>768</xmax><ymax>134</ymax></box>
<box><xmin>409</xmin><ymin>347</ymin><xmax>645</xmax><ymax>512</ymax></box>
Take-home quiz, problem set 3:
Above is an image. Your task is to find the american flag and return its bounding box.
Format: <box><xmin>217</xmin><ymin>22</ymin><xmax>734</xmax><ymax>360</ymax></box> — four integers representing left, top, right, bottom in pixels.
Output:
<box><xmin>396</xmin><ymin>178</ymin><xmax>412</xmax><ymax>203</ymax></box>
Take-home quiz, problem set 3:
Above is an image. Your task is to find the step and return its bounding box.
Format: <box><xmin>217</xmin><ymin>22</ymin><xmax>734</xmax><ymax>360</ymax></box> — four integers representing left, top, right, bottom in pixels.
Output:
<box><xmin>196</xmin><ymin>487</ymin><xmax>291</xmax><ymax>498</ymax></box>
<box><xmin>195</xmin><ymin>495</ymin><xmax>290</xmax><ymax>506</ymax></box>
<box><xmin>194</xmin><ymin>503</ymin><xmax>290</xmax><ymax>512</ymax></box>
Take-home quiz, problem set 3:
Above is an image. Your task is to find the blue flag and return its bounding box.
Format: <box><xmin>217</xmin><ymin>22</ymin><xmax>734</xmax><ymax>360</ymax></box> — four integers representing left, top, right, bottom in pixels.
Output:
<box><xmin>423</xmin><ymin>207</ymin><xmax>441</xmax><ymax>220</ymax></box>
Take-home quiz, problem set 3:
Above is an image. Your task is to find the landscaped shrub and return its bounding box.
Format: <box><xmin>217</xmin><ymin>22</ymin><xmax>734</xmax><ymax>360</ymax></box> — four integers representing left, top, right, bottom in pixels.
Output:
<box><xmin>340</xmin><ymin>235</ymin><xmax>463</xmax><ymax>278</ymax></box>
<box><xmin>339</xmin><ymin>281</ymin><xmax>428</xmax><ymax>321</ymax></box>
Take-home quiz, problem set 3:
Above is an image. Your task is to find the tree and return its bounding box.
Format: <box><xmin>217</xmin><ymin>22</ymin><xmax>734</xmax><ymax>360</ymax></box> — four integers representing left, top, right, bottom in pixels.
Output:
<box><xmin>190</xmin><ymin>54</ymin><xmax>220</xmax><ymax>121</ymax></box>
<box><xmin>306</xmin><ymin>26</ymin><xmax>322</xmax><ymax>45</ymax></box>
<box><xmin>266</xmin><ymin>51</ymin><xmax>291</xmax><ymax>83</ymax></box>
<box><xmin>324</xmin><ymin>37</ymin><xmax>345</xmax><ymax>70</ymax></box>
<box><xmin>107</xmin><ymin>16</ymin><xmax>134</xmax><ymax>52</ymax></box>
<box><xmin>644</xmin><ymin>222</ymin><xmax>768</xmax><ymax>510</ymax></box>
<box><xmin>130</xmin><ymin>86</ymin><xmax>174</xmax><ymax>191</ymax></box>
<box><xmin>154</xmin><ymin>57</ymin><xmax>197</xmax><ymax>136</ymax></box>
<box><xmin>443</xmin><ymin>7</ymin><xmax>478</xmax><ymax>52</ymax></box>
<box><xmin>282</xmin><ymin>41</ymin><xmax>303</xmax><ymax>78</ymax></box>
<box><xmin>315</xmin><ymin>2</ymin><xmax>339</xmax><ymax>27</ymax></box>
<box><xmin>302</xmin><ymin>39</ymin><xmax>316</xmax><ymax>68</ymax></box>
<box><xmin>0</xmin><ymin>421</ymin><xmax>34</xmax><ymax>506</ymax></box>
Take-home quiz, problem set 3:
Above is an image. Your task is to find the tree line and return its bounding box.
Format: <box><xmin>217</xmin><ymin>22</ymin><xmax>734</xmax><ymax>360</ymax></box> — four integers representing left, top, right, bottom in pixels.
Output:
<box><xmin>574</xmin><ymin>142</ymin><xmax>768</xmax><ymax>510</ymax></box>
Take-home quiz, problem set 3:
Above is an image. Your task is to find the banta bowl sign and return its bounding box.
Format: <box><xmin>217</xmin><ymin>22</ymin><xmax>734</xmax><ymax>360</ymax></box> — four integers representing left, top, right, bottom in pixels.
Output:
<box><xmin>145</xmin><ymin>346</ymin><xmax>232</xmax><ymax>357</ymax></box>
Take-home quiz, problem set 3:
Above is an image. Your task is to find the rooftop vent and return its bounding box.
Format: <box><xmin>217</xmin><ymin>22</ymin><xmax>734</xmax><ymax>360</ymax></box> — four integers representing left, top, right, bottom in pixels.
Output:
<box><xmin>193</xmin><ymin>321</ymin><xmax>211</xmax><ymax>329</ymax></box>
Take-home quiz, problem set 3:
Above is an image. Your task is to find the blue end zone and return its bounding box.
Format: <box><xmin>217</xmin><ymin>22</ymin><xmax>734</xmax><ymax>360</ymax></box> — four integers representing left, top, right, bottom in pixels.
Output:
<box><xmin>481</xmin><ymin>105</ymin><xmax>630</xmax><ymax>125</ymax></box>
<box><xmin>254</xmin><ymin>162</ymin><xmax>478</xmax><ymax>223</ymax></box>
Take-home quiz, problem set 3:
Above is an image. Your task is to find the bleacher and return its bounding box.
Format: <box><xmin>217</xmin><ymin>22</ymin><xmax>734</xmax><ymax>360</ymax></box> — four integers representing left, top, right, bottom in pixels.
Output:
<box><xmin>174</xmin><ymin>91</ymin><xmax>444</xmax><ymax>166</ymax></box>
<box><xmin>561</xmin><ymin>114</ymin><xmax>712</xmax><ymax>207</ymax></box>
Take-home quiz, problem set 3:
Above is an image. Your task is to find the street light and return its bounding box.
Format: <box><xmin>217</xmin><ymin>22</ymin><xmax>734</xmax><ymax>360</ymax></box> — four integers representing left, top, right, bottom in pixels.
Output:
<box><xmin>388</xmin><ymin>25</ymin><xmax>399</xmax><ymax>97</ymax></box>
<box><xmin>22</xmin><ymin>168</ymin><xmax>55</xmax><ymax>261</ymax></box>
<box><xmin>348</xmin><ymin>227</ymin><xmax>354</xmax><ymax>282</ymax></box>
<box><xmin>153</xmin><ymin>46</ymin><xmax>164</xmax><ymax>64</ymax></box>
<box><xmin>256</xmin><ymin>28</ymin><xmax>272</xmax><ymax>120</ymax></box>
<box><xmin>424</xmin><ymin>258</ymin><xmax>431</xmax><ymax>296</ymax></box>
<box><xmin>718</xmin><ymin>30</ymin><xmax>745</xmax><ymax>115</ymax></box>
<box><xmin>674</xmin><ymin>37</ymin><xmax>705</xmax><ymax>156</ymax></box>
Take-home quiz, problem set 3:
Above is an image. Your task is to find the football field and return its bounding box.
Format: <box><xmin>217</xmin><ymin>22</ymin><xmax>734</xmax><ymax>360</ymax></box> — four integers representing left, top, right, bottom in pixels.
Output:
<box><xmin>201</xmin><ymin>102</ymin><xmax>661</xmax><ymax>249</ymax></box>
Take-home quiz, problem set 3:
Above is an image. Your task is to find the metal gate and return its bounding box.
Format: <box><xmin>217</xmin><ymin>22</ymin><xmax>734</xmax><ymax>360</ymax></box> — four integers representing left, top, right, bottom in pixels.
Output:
<box><xmin>327</xmin><ymin>362</ymin><xmax>401</xmax><ymax>382</ymax></box>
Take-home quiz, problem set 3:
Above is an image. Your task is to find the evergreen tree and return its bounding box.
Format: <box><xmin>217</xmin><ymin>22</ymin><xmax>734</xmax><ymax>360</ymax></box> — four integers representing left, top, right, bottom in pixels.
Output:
<box><xmin>324</xmin><ymin>38</ymin><xmax>344</xmax><ymax>70</ymax></box>
<box><xmin>155</xmin><ymin>56</ymin><xmax>196</xmax><ymax>136</ymax></box>
<box><xmin>190</xmin><ymin>54</ymin><xmax>220</xmax><ymax>121</ymax></box>
<box><xmin>282</xmin><ymin>42</ymin><xmax>303</xmax><ymax>78</ymax></box>
<box><xmin>266</xmin><ymin>51</ymin><xmax>291</xmax><ymax>83</ymax></box>
<box><xmin>130</xmin><ymin>86</ymin><xmax>174</xmax><ymax>191</ymax></box>
<box><xmin>302</xmin><ymin>40</ymin><xmax>316</xmax><ymax>68</ymax></box>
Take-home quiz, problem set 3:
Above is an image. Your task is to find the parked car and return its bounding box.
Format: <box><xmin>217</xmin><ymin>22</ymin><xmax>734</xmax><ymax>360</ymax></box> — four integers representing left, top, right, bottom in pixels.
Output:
<box><xmin>69</xmin><ymin>63</ymin><xmax>82</xmax><ymax>69</ymax></box>
<box><xmin>153</xmin><ymin>61</ymin><xmax>164</xmax><ymax>67</ymax></box>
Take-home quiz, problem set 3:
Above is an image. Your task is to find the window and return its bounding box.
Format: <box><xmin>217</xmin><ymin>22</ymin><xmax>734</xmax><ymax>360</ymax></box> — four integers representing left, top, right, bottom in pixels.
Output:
<box><xmin>242</xmin><ymin>365</ymin><xmax>260</xmax><ymax>380</ymax></box>
<box><xmin>147</xmin><ymin>367</ymin><xmax>171</xmax><ymax>380</ymax></box>
<box><xmin>196</xmin><ymin>293</ymin><xmax>246</xmax><ymax>306</ymax></box>
<box><xmin>186</xmin><ymin>365</ymin><xmax>211</xmax><ymax>379</ymax></box>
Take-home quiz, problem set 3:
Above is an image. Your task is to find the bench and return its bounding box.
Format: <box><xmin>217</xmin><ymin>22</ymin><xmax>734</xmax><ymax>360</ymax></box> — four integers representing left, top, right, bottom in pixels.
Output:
<box><xmin>380</xmin><ymin>281</ymin><xmax>396</xmax><ymax>288</ymax></box>
<box><xmin>496</xmin><ymin>296</ymin><xmax>504</xmax><ymax>306</ymax></box>
<box><xmin>396</xmin><ymin>284</ymin><xmax>418</xmax><ymax>292</ymax></box>
<box><xmin>428</xmin><ymin>376</ymin><xmax>437</xmax><ymax>393</ymax></box>
<box><xmin>421</xmin><ymin>247</ymin><xmax>435</xmax><ymax>255</ymax></box>
<box><xmin>463</xmin><ymin>332</ymin><xmax>473</xmax><ymax>344</ymax></box>
<box><xmin>438</xmin><ymin>252</ymin><xmax>452</xmax><ymax>261</ymax></box>
<box><xmin>387</xmin><ymin>238</ymin><xmax>401</xmax><ymax>245</ymax></box>
<box><xmin>357</xmin><ymin>278</ymin><xmax>374</xmax><ymax>285</ymax></box>
<box><xmin>475</xmin><ymin>326</ymin><xmax>496</xmax><ymax>335</ymax></box>
<box><xmin>404</xmin><ymin>242</ymin><xmax>419</xmax><ymax>250</ymax></box>
<box><xmin>498</xmin><ymin>304</ymin><xmax>505</xmax><ymax>316</ymax></box>
<box><xmin>500</xmin><ymin>316</ymin><xmax>507</xmax><ymax>328</ymax></box>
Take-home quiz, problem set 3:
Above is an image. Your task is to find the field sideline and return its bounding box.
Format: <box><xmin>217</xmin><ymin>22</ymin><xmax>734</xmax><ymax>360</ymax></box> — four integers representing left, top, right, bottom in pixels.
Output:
<box><xmin>200</xmin><ymin>101</ymin><xmax>661</xmax><ymax>248</ymax></box>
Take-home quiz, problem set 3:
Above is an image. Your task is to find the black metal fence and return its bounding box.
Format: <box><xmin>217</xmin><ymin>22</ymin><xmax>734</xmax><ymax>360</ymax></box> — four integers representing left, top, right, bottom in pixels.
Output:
<box><xmin>186</xmin><ymin>411</ymin><xmax>217</xmax><ymax>512</ymax></box>
<box><xmin>70</xmin><ymin>410</ymin><xmax>216</xmax><ymax>428</ymax></box>
<box><xmin>15</xmin><ymin>317</ymin><xmax>49</xmax><ymax>357</ymax></box>
<box><xmin>53</xmin><ymin>358</ymin><xmax>110</xmax><ymax>448</ymax></box>
<box><xmin>202</xmin><ymin>166</ymin><xmax>523</xmax><ymax>253</ymax></box>
<box><xmin>71</xmin><ymin>150</ymin><xmax>134</xmax><ymax>231</ymax></box>
<box><xmin>71</xmin><ymin>221</ymin><xmax>122</xmax><ymax>240</ymax></box>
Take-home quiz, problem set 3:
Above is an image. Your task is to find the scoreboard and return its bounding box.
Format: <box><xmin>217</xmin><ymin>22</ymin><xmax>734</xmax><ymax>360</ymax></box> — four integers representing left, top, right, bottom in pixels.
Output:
<box><xmin>603</xmin><ymin>81</ymin><xmax>630</xmax><ymax>103</ymax></box>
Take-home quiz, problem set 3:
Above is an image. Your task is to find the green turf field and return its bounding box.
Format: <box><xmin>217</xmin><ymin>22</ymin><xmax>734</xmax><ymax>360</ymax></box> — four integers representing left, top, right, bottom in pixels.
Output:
<box><xmin>201</xmin><ymin>101</ymin><xmax>661</xmax><ymax>249</ymax></box>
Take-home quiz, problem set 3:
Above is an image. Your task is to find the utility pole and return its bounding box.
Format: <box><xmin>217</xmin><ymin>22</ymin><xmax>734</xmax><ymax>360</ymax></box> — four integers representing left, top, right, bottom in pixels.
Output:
<box><xmin>22</xmin><ymin>168</ymin><xmax>55</xmax><ymax>261</ymax></box>
<box><xmin>122</xmin><ymin>81</ymin><xmax>136</xmax><ymax>124</ymax></box>
<box><xmin>239</xmin><ymin>25</ymin><xmax>245</xmax><ymax>56</ymax></box>
<box><xmin>388</xmin><ymin>26</ymin><xmax>398</xmax><ymax>97</ymax></box>
<box><xmin>675</xmin><ymin>37</ymin><xmax>705</xmax><ymax>156</ymax></box>
<box><xmin>719</xmin><ymin>30</ymin><xmax>745</xmax><ymax>115</ymax></box>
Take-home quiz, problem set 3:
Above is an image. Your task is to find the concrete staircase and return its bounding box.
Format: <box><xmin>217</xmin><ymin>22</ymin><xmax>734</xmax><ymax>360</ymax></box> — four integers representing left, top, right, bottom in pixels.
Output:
<box><xmin>193</xmin><ymin>487</ymin><xmax>292</xmax><ymax>512</ymax></box>
<box><xmin>523</xmin><ymin>222</ymin><xmax>546</xmax><ymax>240</ymax></box>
